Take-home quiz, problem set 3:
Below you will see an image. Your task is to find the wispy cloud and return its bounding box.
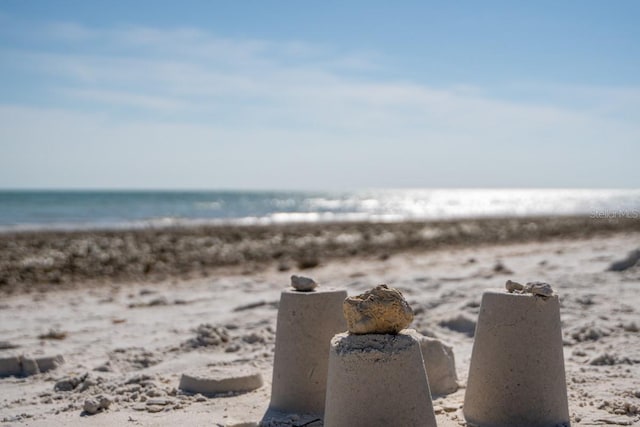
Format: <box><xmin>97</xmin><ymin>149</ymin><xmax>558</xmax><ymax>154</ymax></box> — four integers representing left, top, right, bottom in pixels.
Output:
<box><xmin>8</xmin><ymin>21</ymin><xmax>639</xmax><ymax>120</ymax></box>
<box><xmin>1</xmin><ymin>19</ymin><xmax>639</xmax><ymax>189</ymax></box>
<box><xmin>62</xmin><ymin>88</ymin><xmax>190</xmax><ymax>111</ymax></box>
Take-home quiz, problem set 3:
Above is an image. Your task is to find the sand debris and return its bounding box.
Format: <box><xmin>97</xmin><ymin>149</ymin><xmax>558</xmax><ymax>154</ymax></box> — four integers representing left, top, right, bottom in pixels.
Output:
<box><xmin>183</xmin><ymin>324</ymin><xmax>230</xmax><ymax>349</ymax></box>
<box><xmin>607</xmin><ymin>249</ymin><xmax>640</xmax><ymax>271</ymax></box>
<box><xmin>343</xmin><ymin>284</ymin><xmax>413</xmax><ymax>334</ymax></box>
<box><xmin>233</xmin><ymin>300</ymin><xmax>268</xmax><ymax>311</ymax></box>
<box><xmin>82</xmin><ymin>394</ymin><xmax>112</xmax><ymax>415</ymax></box>
<box><xmin>493</xmin><ymin>260</ymin><xmax>514</xmax><ymax>275</ymax></box>
<box><xmin>296</xmin><ymin>257</ymin><xmax>320</xmax><ymax>270</ymax></box>
<box><xmin>107</xmin><ymin>347</ymin><xmax>162</xmax><ymax>370</ymax></box>
<box><xmin>38</xmin><ymin>329</ymin><xmax>67</xmax><ymax>340</ymax></box>
<box><xmin>590</xmin><ymin>418</ymin><xmax>634</xmax><ymax>426</ymax></box>
<box><xmin>438</xmin><ymin>314</ymin><xmax>476</xmax><ymax>337</ymax></box>
<box><xmin>0</xmin><ymin>354</ymin><xmax>64</xmax><ymax>378</ymax></box>
<box><xmin>569</xmin><ymin>323</ymin><xmax>611</xmax><ymax>343</ymax></box>
<box><xmin>128</xmin><ymin>296</ymin><xmax>177</xmax><ymax>308</ymax></box>
<box><xmin>0</xmin><ymin>341</ymin><xmax>19</xmax><ymax>350</ymax></box>
<box><xmin>590</xmin><ymin>353</ymin><xmax>637</xmax><ymax>366</ymax></box>
<box><xmin>260</xmin><ymin>410</ymin><xmax>322</xmax><ymax>427</ymax></box>
<box><xmin>82</xmin><ymin>397</ymin><xmax>100</xmax><ymax>414</ymax></box>
<box><xmin>55</xmin><ymin>373</ymin><xmax>90</xmax><ymax>392</ymax></box>
<box><xmin>49</xmin><ymin>371</ymin><xmax>192</xmax><ymax>414</ymax></box>
<box><xmin>127</xmin><ymin>295</ymin><xmax>190</xmax><ymax>308</ymax></box>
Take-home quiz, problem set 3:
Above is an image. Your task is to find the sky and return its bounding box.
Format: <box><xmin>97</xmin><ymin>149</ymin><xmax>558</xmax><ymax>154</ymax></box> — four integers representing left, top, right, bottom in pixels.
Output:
<box><xmin>0</xmin><ymin>1</ymin><xmax>639</xmax><ymax>190</ymax></box>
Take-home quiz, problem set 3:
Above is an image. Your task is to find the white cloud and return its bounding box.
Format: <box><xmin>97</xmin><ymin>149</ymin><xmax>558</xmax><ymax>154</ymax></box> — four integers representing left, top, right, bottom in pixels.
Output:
<box><xmin>1</xmin><ymin>20</ymin><xmax>639</xmax><ymax>189</ymax></box>
<box><xmin>61</xmin><ymin>88</ymin><xmax>189</xmax><ymax>111</ymax></box>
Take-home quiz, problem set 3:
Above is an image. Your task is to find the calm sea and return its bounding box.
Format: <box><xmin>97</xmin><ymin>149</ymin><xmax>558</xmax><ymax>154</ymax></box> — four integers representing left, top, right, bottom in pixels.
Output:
<box><xmin>0</xmin><ymin>189</ymin><xmax>639</xmax><ymax>232</ymax></box>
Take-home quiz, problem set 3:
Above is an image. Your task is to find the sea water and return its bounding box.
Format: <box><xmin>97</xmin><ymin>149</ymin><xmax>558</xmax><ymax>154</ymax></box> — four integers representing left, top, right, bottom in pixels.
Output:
<box><xmin>0</xmin><ymin>189</ymin><xmax>638</xmax><ymax>231</ymax></box>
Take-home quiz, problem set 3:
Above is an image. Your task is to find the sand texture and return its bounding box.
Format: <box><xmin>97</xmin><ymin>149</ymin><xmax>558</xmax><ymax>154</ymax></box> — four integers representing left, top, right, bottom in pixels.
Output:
<box><xmin>0</xmin><ymin>220</ymin><xmax>639</xmax><ymax>426</ymax></box>
<box><xmin>2</xmin><ymin>215</ymin><xmax>640</xmax><ymax>291</ymax></box>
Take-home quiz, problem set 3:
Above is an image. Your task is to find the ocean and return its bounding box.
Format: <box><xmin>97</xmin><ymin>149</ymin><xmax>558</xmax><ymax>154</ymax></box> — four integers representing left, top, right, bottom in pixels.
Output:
<box><xmin>0</xmin><ymin>189</ymin><xmax>639</xmax><ymax>232</ymax></box>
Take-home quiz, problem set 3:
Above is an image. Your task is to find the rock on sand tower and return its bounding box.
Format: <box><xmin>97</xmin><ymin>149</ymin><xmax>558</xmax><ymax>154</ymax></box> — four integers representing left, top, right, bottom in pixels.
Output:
<box><xmin>324</xmin><ymin>285</ymin><xmax>438</xmax><ymax>427</ymax></box>
<box><xmin>463</xmin><ymin>281</ymin><xmax>570</xmax><ymax>427</ymax></box>
<box><xmin>267</xmin><ymin>275</ymin><xmax>347</xmax><ymax>417</ymax></box>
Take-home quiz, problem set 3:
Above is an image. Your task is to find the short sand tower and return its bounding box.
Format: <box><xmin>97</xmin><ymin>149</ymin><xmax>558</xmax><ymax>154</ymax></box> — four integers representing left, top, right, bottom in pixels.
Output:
<box><xmin>324</xmin><ymin>331</ymin><xmax>438</xmax><ymax>427</ymax></box>
<box><xmin>268</xmin><ymin>276</ymin><xmax>347</xmax><ymax>416</ymax></box>
<box><xmin>323</xmin><ymin>285</ymin><xmax>437</xmax><ymax>427</ymax></box>
<box><xmin>464</xmin><ymin>283</ymin><xmax>570</xmax><ymax>427</ymax></box>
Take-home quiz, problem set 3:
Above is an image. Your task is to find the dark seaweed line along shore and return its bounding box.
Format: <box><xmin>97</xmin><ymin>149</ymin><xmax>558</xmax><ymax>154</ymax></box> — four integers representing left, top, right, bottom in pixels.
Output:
<box><xmin>1</xmin><ymin>216</ymin><xmax>638</xmax><ymax>292</ymax></box>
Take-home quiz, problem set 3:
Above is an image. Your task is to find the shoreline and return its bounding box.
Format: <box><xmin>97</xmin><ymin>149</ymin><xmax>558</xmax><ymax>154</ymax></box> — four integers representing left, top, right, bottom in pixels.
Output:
<box><xmin>1</xmin><ymin>215</ymin><xmax>639</xmax><ymax>292</ymax></box>
<box><xmin>2</xmin><ymin>208</ymin><xmax>636</xmax><ymax>235</ymax></box>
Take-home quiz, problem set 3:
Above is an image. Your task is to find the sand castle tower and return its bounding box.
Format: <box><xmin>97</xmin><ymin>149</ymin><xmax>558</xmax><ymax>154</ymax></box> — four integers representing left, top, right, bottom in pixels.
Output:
<box><xmin>324</xmin><ymin>285</ymin><xmax>438</xmax><ymax>427</ymax></box>
<box><xmin>463</xmin><ymin>281</ymin><xmax>570</xmax><ymax>427</ymax></box>
<box><xmin>267</xmin><ymin>275</ymin><xmax>347</xmax><ymax>417</ymax></box>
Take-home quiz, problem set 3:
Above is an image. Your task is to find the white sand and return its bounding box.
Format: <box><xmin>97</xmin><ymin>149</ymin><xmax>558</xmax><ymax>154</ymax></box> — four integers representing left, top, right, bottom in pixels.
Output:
<box><xmin>1</xmin><ymin>232</ymin><xmax>639</xmax><ymax>426</ymax></box>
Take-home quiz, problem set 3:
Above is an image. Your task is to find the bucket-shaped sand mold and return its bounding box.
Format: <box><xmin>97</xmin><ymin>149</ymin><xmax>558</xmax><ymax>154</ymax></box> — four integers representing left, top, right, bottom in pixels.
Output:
<box><xmin>268</xmin><ymin>287</ymin><xmax>347</xmax><ymax>416</ymax></box>
<box><xmin>463</xmin><ymin>290</ymin><xmax>570</xmax><ymax>427</ymax></box>
<box><xmin>324</xmin><ymin>331</ymin><xmax>438</xmax><ymax>427</ymax></box>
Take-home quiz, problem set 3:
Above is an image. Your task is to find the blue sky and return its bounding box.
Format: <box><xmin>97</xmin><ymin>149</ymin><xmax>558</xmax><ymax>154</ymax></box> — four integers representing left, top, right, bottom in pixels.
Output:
<box><xmin>1</xmin><ymin>1</ymin><xmax>638</xmax><ymax>190</ymax></box>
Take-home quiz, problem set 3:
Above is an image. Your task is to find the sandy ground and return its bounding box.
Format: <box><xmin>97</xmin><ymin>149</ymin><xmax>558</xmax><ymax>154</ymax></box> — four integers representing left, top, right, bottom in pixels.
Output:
<box><xmin>3</xmin><ymin>216</ymin><xmax>639</xmax><ymax>290</ymax></box>
<box><xmin>1</xmin><ymin>231</ymin><xmax>640</xmax><ymax>426</ymax></box>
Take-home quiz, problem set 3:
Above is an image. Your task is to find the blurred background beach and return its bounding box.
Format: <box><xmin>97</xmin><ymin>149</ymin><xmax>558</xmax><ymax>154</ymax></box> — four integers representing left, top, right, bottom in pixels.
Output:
<box><xmin>0</xmin><ymin>0</ymin><xmax>639</xmax><ymax>290</ymax></box>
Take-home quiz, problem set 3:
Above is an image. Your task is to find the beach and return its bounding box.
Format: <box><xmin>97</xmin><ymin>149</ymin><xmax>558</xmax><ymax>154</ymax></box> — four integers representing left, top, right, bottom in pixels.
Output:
<box><xmin>2</xmin><ymin>215</ymin><xmax>640</xmax><ymax>291</ymax></box>
<box><xmin>3</xmin><ymin>0</ymin><xmax>639</xmax><ymax>423</ymax></box>
<box><xmin>1</xmin><ymin>216</ymin><xmax>639</xmax><ymax>426</ymax></box>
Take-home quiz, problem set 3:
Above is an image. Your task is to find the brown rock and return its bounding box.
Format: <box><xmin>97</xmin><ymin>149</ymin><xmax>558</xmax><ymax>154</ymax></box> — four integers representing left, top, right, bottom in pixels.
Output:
<box><xmin>343</xmin><ymin>284</ymin><xmax>413</xmax><ymax>334</ymax></box>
